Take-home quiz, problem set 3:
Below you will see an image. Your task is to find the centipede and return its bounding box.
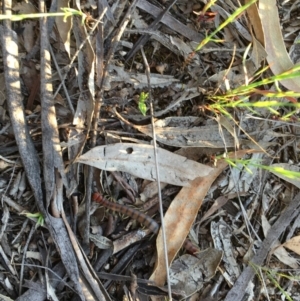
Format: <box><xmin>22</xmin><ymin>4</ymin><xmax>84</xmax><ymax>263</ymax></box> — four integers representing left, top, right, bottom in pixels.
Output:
<box><xmin>92</xmin><ymin>192</ymin><xmax>159</xmax><ymax>234</ymax></box>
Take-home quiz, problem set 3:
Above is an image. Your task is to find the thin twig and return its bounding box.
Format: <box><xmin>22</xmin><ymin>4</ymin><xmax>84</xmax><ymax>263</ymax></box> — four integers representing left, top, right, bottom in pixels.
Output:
<box><xmin>141</xmin><ymin>47</ymin><xmax>173</xmax><ymax>301</ymax></box>
<box><xmin>84</xmin><ymin>0</ymin><xmax>138</xmax><ymax>246</ymax></box>
<box><xmin>49</xmin><ymin>44</ymin><xmax>75</xmax><ymax>115</ymax></box>
<box><xmin>53</xmin><ymin>13</ymin><xmax>104</xmax><ymax>99</ymax></box>
<box><xmin>19</xmin><ymin>224</ymin><xmax>35</xmax><ymax>296</ymax></box>
<box><xmin>83</xmin><ymin>3</ymin><xmax>106</xmax><ymax>246</ymax></box>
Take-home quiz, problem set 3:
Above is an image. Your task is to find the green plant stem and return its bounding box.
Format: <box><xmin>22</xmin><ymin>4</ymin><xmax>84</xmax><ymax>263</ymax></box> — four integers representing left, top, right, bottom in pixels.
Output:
<box><xmin>0</xmin><ymin>8</ymin><xmax>84</xmax><ymax>22</ymax></box>
<box><xmin>194</xmin><ymin>0</ymin><xmax>258</xmax><ymax>52</ymax></box>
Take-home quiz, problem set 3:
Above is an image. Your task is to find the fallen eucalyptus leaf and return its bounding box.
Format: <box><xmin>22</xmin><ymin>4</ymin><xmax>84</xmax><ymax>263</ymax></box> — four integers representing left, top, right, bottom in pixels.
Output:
<box><xmin>115</xmin><ymin>113</ymin><xmax>236</xmax><ymax>148</ymax></box>
<box><xmin>107</xmin><ymin>65</ymin><xmax>179</xmax><ymax>90</ymax></box>
<box><xmin>259</xmin><ymin>0</ymin><xmax>300</xmax><ymax>92</ymax></box>
<box><xmin>76</xmin><ymin>143</ymin><xmax>214</xmax><ymax>186</ymax></box>
<box><xmin>150</xmin><ymin>149</ymin><xmax>257</xmax><ymax>286</ymax></box>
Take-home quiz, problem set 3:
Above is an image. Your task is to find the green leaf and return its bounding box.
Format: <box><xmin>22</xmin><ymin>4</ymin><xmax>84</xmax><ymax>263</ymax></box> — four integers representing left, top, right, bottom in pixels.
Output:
<box><xmin>138</xmin><ymin>92</ymin><xmax>149</xmax><ymax>116</ymax></box>
<box><xmin>139</xmin><ymin>102</ymin><xmax>147</xmax><ymax>116</ymax></box>
<box><xmin>23</xmin><ymin>212</ymin><xmax>45</xmax><ymax>228</ymax></box>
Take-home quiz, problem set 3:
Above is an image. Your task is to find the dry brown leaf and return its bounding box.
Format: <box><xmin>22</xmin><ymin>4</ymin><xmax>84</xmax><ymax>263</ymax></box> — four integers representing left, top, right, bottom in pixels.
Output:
<box><xmin>198</xmin><ymin>193</ymin><xmax>247</xmax><ymax>225</ymax></box>
<box><xmin>261</xmin><ymin>215</ymin><xmax>298</xmax><ymax>268</ymax></box>
<box><xmin>12</xmin><ymin>2</ymin><xmax>37</xmax><ymax>14</ymax></box>
<box><xmin>283</xmin><ymin>236</ymin><xmax>300</xmax><ymax>256</ymax></box>
<box><xmin>133</xmin><ymin>116</ymin><xmax>235</xmax><ymax>148</ymax></box>
<box><xmin>246</xmin><ymin>1</ymin><xmax>267</xmax><ymax>73</ymax></box>
<box><xmin>20</xmin><ymin>60</ymin><xmax>40</xmax><ymax>111</ymax></box>
<box><xmin>217</xmin><ymin>115</ymin><xmax>239</xmax><ymax>148</ymax></box>
<box><xmin>245</xmin><ymin>0</ymin><xmax>264</xmax><ymax>46</ymax></box>
<box><xmin>251</xmin><ymin>36</ymin><xmax>267</xmax><ymax>69</ymax></box>
<box><xmin>259</xmin><ymin>0</ymin><xmax>300</xmax><ymax>91</ymax></box>
<box><xmin>55</xmin><ymin>0</ymin><xmax>72</xmax><ymax>56</ymax></box>
<box><xmin>22</xmin><ymin>21</ymin><xmax>36</xmax><ymax>53</ymax></box>
<box><xmin>150</xmin><ymin>150</ymin><xmax>255</xmax><ymax>286</ymax></box>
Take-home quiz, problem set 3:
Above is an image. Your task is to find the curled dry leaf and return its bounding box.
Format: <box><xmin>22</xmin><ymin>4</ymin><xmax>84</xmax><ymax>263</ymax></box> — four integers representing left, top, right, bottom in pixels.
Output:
<box><xmin>251</xmin><ymin>36</ymin><xmax>267</xmax><ymax>69</ymax></box>
<box><xmin>76</xmin><ymin>143</ymin><xmax>214</xmax><ymax>186</ymax></box>
<box><xmin>12</xmin><ymin>1</ymin><xmax>37</xmax><ymax>14</ymax></box>
<box><xmin>55</xmin><ymin>0</ymin><xmax>72</xmax><ymax>56</ymax></box>
<box><xmin>245</xmin><ymin>0</ymin><xmax>264</xmax><ymax>46</ymax></box>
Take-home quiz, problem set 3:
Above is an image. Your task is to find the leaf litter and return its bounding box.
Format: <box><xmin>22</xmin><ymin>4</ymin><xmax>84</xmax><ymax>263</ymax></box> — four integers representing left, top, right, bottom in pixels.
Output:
<box><xmin>1</xmin><ymin>0</ymin><xmax>300</xmax><ymax>300</ymax></box>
